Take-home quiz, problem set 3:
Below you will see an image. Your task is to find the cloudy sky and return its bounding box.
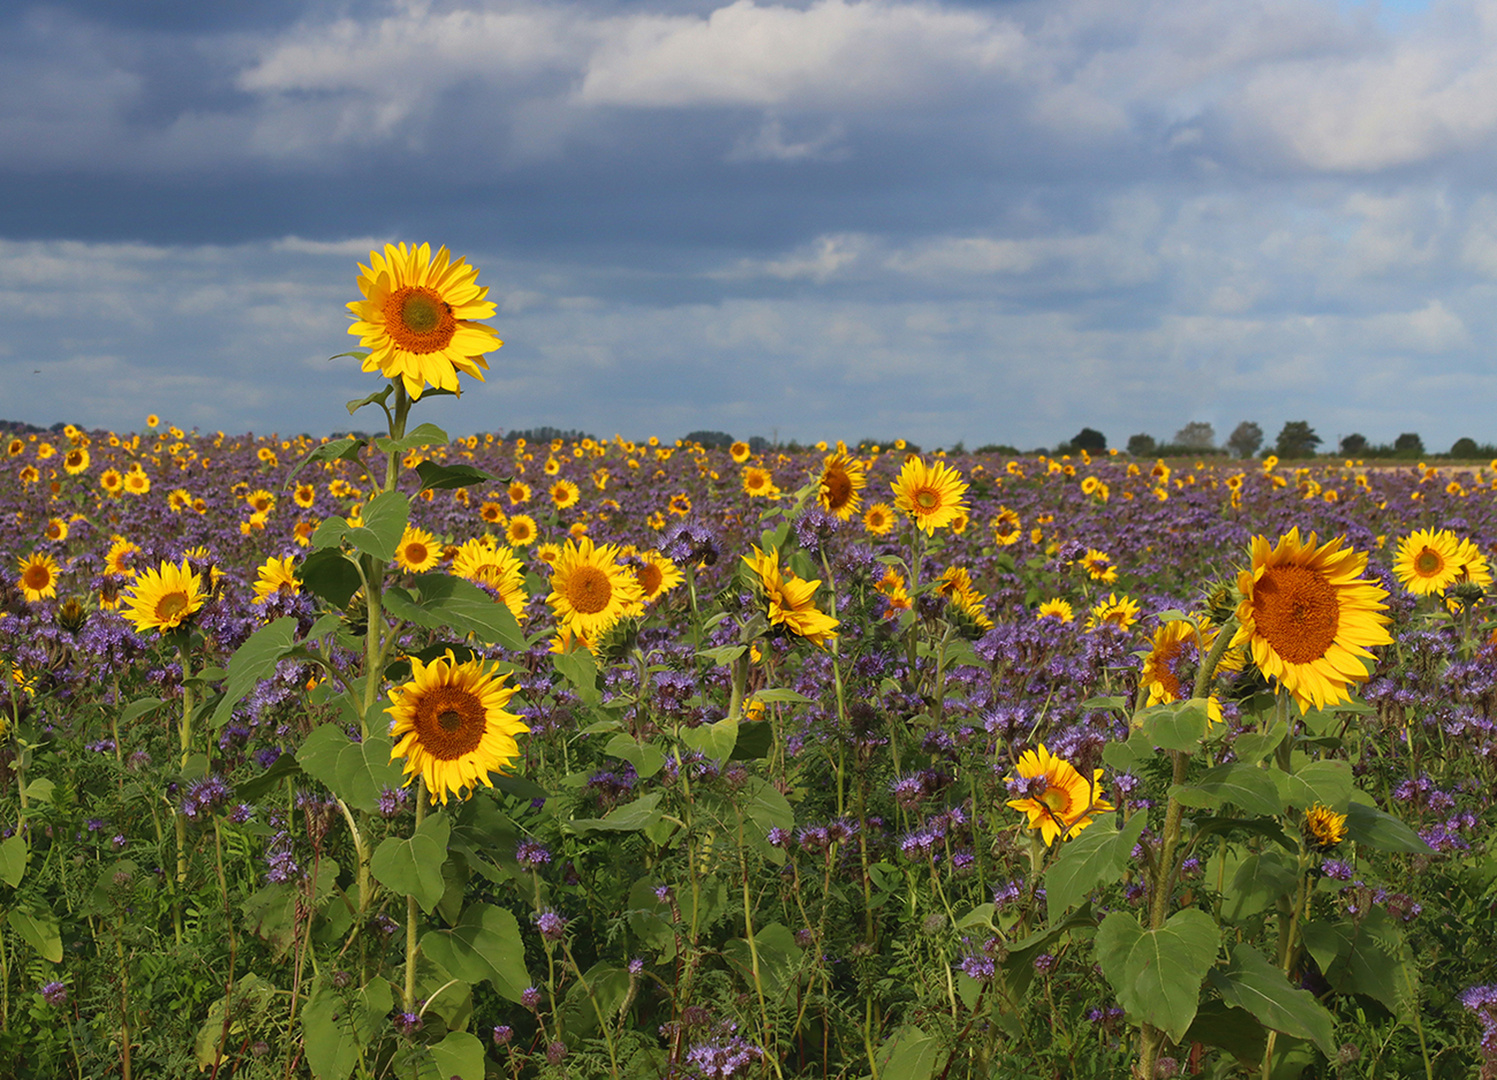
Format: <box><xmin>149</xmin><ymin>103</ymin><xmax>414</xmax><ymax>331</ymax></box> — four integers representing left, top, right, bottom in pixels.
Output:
<box><xmin>3</xmin><ymin>0</ymin><xmax>1494</xmax><ymax>451</ymax></box>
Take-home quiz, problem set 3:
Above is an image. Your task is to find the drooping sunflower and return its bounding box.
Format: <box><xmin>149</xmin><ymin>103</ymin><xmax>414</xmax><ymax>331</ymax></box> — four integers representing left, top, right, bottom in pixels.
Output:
<box><xmin>1302</xmin><ymin>803</ymin><xmax>1348</xmax><ymax>851</ymax></box>
<box><xmin>252</xmin><ymin>556</ymin><xmax>300</xmax><ymax>604</ymax></box>
<box><xmin>743</xmin><ymin>546</ymin><xmax>839</xmax><ymax>647</ymax></box>
<box><xmin>121</xmin><ymin>559</ymin><xmax>206</xmax><ymax>635</ymax></box>
<box><xmin>394</xmin><ymin>525</ymin><xmax>441</xmax><ymax>573</ymax></box>
<box><xmin>891</xmin><ymin>456</ymin><xmax>969</xmax><ymax>535</ymax></box>
<box><xmin>547</xmin><ymin>538</ymin><xmax>642</xmax><ymax>640</ymax></box>
<box><xmin>1452</xmin><ymin>536</ymin><xmax>1493</xmax><ymax>588</ymax></box>
<box><xmin>862</xmin><ymin>502</ymin><xmax>895</xmax><ymax>536</ymax></box>
<box><xmin>16</xmin><ymin>553</ymin><xmax>60</xmax><ymax>603</ymax></box>
<box><xmin>991</xmin><ymin>507</ymin><xmax>1022</xmax><ymax>546</ymax></box>
<box><xmin>347</xmin><ymin>243</ymin><xmax>502</xmax><ymax>400</ymax></box>
<box><xmin>632</xmin><ymin>550</ymin><xmax>683</xmax><ymax>603</ymax></box>
<box><xmin>1005</xmin><ymin>744</ymin><xmax>1114</xmax><ymax>846</ymax></box>
<box><xmin>450</xmin><ymin>539</ymin><xmax>528</xmax><ymax>622</ymax></box>
<box><xmin>1392</xmin><ymin>528</ymin><xmax>1462</xmax><ymax>596</ymax></box>
<box><xmin>386</xmin><ymin>651</ymin><xmax>528</xmax><ymax>805</ymax></box>
<box><xmin>1231</xmin><ymin>528</ymin><xmax>1392</xmax><ymax>712</ymax></box>
<box><xmin>817</xmin><ymin>451</ymin><xmax>867</xmax><ymax>520</ymax></box>
<box><xmin>1085</xmin><ymin>592</ymin><xmax>1140</xmax><ymax>632</ymax></box>
<box><xmin>1036</xmin><ymin>598</ymin><xmax>1074</xmax><ymax>622</ymax></box>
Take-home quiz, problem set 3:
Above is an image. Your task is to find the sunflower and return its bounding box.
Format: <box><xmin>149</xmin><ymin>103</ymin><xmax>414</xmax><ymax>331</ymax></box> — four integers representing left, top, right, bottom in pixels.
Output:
<box><xmin>62</xmin><ymin>447</ymin><xmax>89</xmax><ymax>475</ymax></box>
<box><xmin>505</xmin><ymin>514</ymin><xmax>538</xmax><ymax>547</ymax></box>
<box><xmin>1005</xmin><ymin>744</ymin><xmax>1114</xmax><ymax>845</ymax></box>
<box><xmin>891</xmin><ymin>457</ymin><xmax>969</xmax><ymax>535</ymax></box>
<box><xmin>1231</xmin><ymin>528</ymin><xmax>1392</xmax><ymax>712</ymax></box>
<box><xmin>1138</xmin><ymin>618</ymin><xmax>1230</xmax><ymax>724</ymax></box>
<box><xmin>246</xmin><ymin>489</ymin><xmax>275</xmax><ymax>514</ymax></box>
<box><xmin>535</xmin><ymin>542</ymin><xmax>562</xmax><ymax>568</ymax></box>
<box><xmin>548</xmin><ymin>538</ymin><xmax>643</xmax><ymax>640</ymax></box>
<box><xmin>1302</xmin><ymin>803</ymin><xmax>1348</xmax><ymax>851</ymax></box>
<box><xmin>730</xmin><ymin>441</ymin><xmax>752</xmax><ymax>463</ymax></box>
<box><xmin>166</xmin><ymin>489</ymin><xmax>192</xmax><ymax>513</ymax></box>
<box><xmin>394</xmin><ymin>525</ymin><xmax>441</xmax><ymax>573</ymax></box>
<box><xmin>1036</xmin><ymin>598</ymin><xmax>1074</xmax><ymax>622</ymax></box>
<box><xmin>549</xmin><ymin>479</ymin><xmax>581</xmax><ymax>510</ymax></box>
<box><xmin>252</xmin><ymin>556</ymin><xmax>300</xmax><ymax>604</ymax></box>
<box><xmin>16</xmin><ymin>553</ymin><xmax>60</xmax><ymax>603</ymax></box>
<box><xmin>99</xmin><ymin>469</ymin><xmax>123</xmax><ymax>496</ymax></box>
<box><xmin>5</xmin><ymin>438</ymin><xmax>22</xmax><ymax>457</ymax></box>
<box><xmin>817</xmin><ymin>451</ymin><xmax>867</xmax><ymax>520</ymax></box>
<box><xmin>145</xmin><ymin>414</ymin><xmax>159</xmax><ymax>429</ymax></box>
<box><xmin>1452</xmin><ymin>537</ymin><xmax>1492</xmax><ymax>588</ymax></box>
<box><xmin>121</xmin><ymin>559</ymin><xmax>206</xmax><ymax>635</ymax></box>
<box><xmin>873</xmin><ymin>566</ymin><xmax>912</xmax><ymax>618</ymax></box>
<box><xmin>479</xmin><ymin>500</ymin><xmax>506</xmax><ymax>524</ymax></box>
<box><xmin>347</xmin><ymin>243</ymin><xmax>502</xmax><ymax>400</ymax></box>
<box><xmin>991</xmin><ymin>508</ymin><xmax>1022</xmax><ymax>546</ymax></box>
<box><xmin>1392</xmin><ymin>528</ymin><xmax>1461</xmax><ymax>596</ymax></box>
<box><xmin>1085</xmin><ymin>593</ymin><xmax>1140</xmax><ymax>632</ymax></box>
<box><xmin>450</xmin><ymin>539</ymin><xmax>527</xmax><ymax>622</ymax></box>
<box><xmin>1079</xmin><ymin>549</ymin><xmax>1118</xmax><ymax>583</ymax></box>
<box><xmin>863</xmin><ymin>502</ymin><xmax>895</xmax><ymax>536</ymax></box>
<box><xmin>294</xmin><ymin>520</ymin><xmax>317</xmax><ymax>547</ymax></box>
<box><xmin>508</xmin><ymin>481</ymin><xmax>531</xmax><ymax>505</ymax></box>
<box><xmin>386</xmin><ymin>651</ymin><xmax>528</xmax><ymax>805</ymax></box>
<box><xmin>104</xmin><ymin>538</ymin><xmax>141</xmax><ymax>578</ymax></box>
<box><xmin>633</xmin><ymin>550</ymin><xmax>683</xmax><ymax>603</ymax></box>
<box><xmin>293</xmin><ymin>483</ymin><xmax>317</xmax><ymax>509</ymax></box>
<box><xmin>44</xmin><ymin>518</ymin><xmax>68</xmax><ymax>543</ymax></box>
<box><xmin>743</xmin><ymin>546</ymin><xmax>839</xmax><ymax>646</ymax></box>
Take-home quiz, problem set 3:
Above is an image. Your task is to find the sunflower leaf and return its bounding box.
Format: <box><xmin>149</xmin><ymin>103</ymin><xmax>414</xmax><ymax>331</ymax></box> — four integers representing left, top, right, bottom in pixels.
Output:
<box><xmin>283</xmin><ymin>436</ymin><xmax>363</xmax><ymax>490</ymax></box>
<box><xmin>389</xmin><ymin>574</ymin><xmax>525</xmax><ymax>650</ymax></box>
<box><xmin>297</xmin><ymin>725</ymin><xmax>405</xmax><ymax>815</ymax></box>
<box><xmin>1045</xmin><ymin>811</ymin><xmax>1145</xmax><ymax>920</ymax></box>
<box><xmin>210</xmin><ymin>617</ymin><xmax>298</xmax><ymax>731</ymax></box>
<box><xmin>298</xmin><ymin>549</ymin><xmax>364</xmax><ymax>609</ymax></box>
<box><xmin>1207</xmin><ymin>944</ymin><xmax>1337</xmax><ymax>1056</ymax></box>
<box><xmin>1170</xmin><ymin>762</ymin><xmax>1284</xmax><ymax>817</ymax></box>
<box><xmin>420</xmin><ymin>903</ymin><xmax>530</xmax><ymax>1002</ymax></box>
<box><xmin>1134</xmin><ymin>699</ymin><xmax>1211</xmax><ymax>751</ymax></box>
<box><xmin>1095</xmin><ymin>908</ymin><xmax>1218</xmax><ymax>1043</ymax></box>
<box><xmin>1343</xmin><ymin>800</ymin><xmax>1433</xmax><ymax>853</ymax></box>
<box><xmin>1282</xmin><ymin>759</ymin><xmax>1352</xmax><ymax>811</ymax></box>
<box><xmin>425</xmin><ymin>1031</ymin><xmax>486</xmax><ymax>1080</ymax></box>
<box><xmin>371</xmin><ymin>814</ymin><xmax>450</xmax><ymax>912</ymax></box>
<box><xmin>414</xmin><ymin>461</ymin><xmax>498</xmax><ymax>492</ymax></box>
<box><xmin>343</xmin><ymin>382</ymin><xmax>392</xmax><ymax>416</ymax></box>
<box><xmin>376</xmin><ymin>422</ymin><xmax>450</xmax><ymax>453</ymax></box>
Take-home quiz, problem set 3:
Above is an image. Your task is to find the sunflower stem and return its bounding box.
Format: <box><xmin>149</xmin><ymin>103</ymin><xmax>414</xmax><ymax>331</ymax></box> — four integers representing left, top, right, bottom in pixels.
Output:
<box><xmin>404</xmin><ymin>781</ymin><xmax>426</xmax><ymax>1012</ymax></box>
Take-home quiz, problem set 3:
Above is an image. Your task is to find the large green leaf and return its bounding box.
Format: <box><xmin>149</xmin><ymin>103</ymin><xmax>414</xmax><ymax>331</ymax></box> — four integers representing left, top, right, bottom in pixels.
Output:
<box><xmin>284</xmin><ymin>436</ymin><xmax>364</xmax><ymax>489</ymax></box>
<box><xmin>8</xmin><ymin>905</ymin><xmax>61</xmax><ymax>963</ymax></box>
<box><xmin>1096</xmin><ymin>908</ymin><xmax>1219</xmax><ymax>1043</ymax></box>
<box><xmin>559</xmin><ymin>962</ymin><xmax>633</xmax><ymax>1037</ymax></box>
<box><xmin>564</xmin><ymin>793</ymin><xmax>664</xmax><ymax>835</ymax></box>
<box><xmin>377</xmin><ymin>422</ymin><xmax>449</xmax><ymax>454</ymax></box>
<box><xmin>1233</xmin><ymin>723</ymin><xmax>1288</xmax><ymax>765</ymax></box>
<box><xmin>302</xmin><ymin>976</ymin><xmax>392</xmax><ymax>1080</ymax></box>
<box><xmin>425</xmin><ymin>1030</ymin><xmax>485</xmax><ymax>1080</ymax></box>
<box><xmin>1044</xmin><ymin>812</ymin><xmax>1144</xmax><ymax>919</ymax></box>
<box><xmin>1170</xmin><ymin>762</ymin><xmax>1284</xmax><ymax>817</ymax></box>
<box><xmin>1222</xmin><ymin>850</ymin><xmax>1298</xmax><ymax>923</ymax></box>
<box><xmin>420</xmin><ymin>903</ymin><xmax>530</xmax><ymax>1002</ymax></box>
<box><xmin>1184</xmin><ymin>1000</ymin><xmax>1268</xmax><ymax>1066</ymax></box>
<box><xmin>1208</xmin><ymin>944</ymin><xmax>1336</xmax><ymax>1056</ymax></box>
<box><xmin>1344</xmin><ymin>800</ymin><xmax>1432</xmax><ymax>853</ymax></box>
<box><xmin>384</xmin><ymin>574</ymin><xmax>526</xmax><ymax>650</ymax></box>
<box><xmin>299</xmin><ymin>548</ymin><xmax>364</xmax><ymax>609</ymax></box>
<box><xmin>1283</xmin><ymin>759</ymin><xmax>1351</xmax><ymax>811</ymax></box>
<box><xmin>1134</xmin><ymin>699</ymin><xmax>1211</xmax><ymax>751</ymax></box>
<box><xmin>297</xmin><ymin>724</ymin><xmax>406</xmax><ymax>814</ymax></box>
<box><xmin>681</xmin><ymin>714</ymin><xmax>739</xmax><ymax>761</ymax></box>
<box><xmin>210</xmin><ymin>617</ymin><xmax>297</xmax><ymax>730</ymax></box>
<box><xmin>604</xmin><ymin>734</ymin><xmax>666</xmax><ymax>779</ymax></box>
<box><xmin>371</xmin><ymin>814</ymin><xmax>450</xmax><ymax>912</ymax></box>
<box><xmin>414</xmin><ymin>461</ymin><xmax>498</xmax><ymax>492</ymax></box>
<box><xmin>723</xmin><ymin>923</ymin><xmax>803</xmax><ymax>1004</ymax></box>
<box><xmin>0</xmin><ymin>834</ymin><xmax>27</xmax><ymax>888</ymax></box>
<box><xmin>553</xmin><ymin>646</ymin><xmax>601</xmax><ymax>706</ymax></box>
<box><xmin>875</xmin><ymin>1026</ymin><xmax>947</xmax><ymax>1080</ymax></box>
<box><xmin>315</xmin><ymin>491</ymin><xmax>410</xmax><ymax>561</ymax></box>
<box><xmin>1301</xmin><ymin>909</ymin><xmax>1416</xmax><ymax>1020</ymax></box>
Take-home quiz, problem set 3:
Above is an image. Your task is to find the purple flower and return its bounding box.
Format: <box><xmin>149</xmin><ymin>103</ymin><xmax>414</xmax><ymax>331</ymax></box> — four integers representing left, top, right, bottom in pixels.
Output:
<box><xmin>521</xmin><ymin>986</ymin><xmax>542</xmax><ymax>1009</ymax></box>
<box><xmin>534</xmin><ymin>910</ymin><xmax>567</xmax><ymax>941</ymax></box>
<box><xmin>377</xmin><ymin>787</ymin><xmax>408</xmax><ymax>819</ymax></box>
<box><xmin>492</xmin><ymin>1024</ymin><xmax>513</xmax><ymax>1045</ymax></box>
<box><xmin>684</xmin><ymin>1035</ymin><xmax>764</xmax><ymax>1079</ymax></box>
<box><xmin>545</xmin><ymin>1040</ymin><xmax>568</xmax><ymax>1065</ymax></box>
<box><xmin>393</xmin><ymin>1012</ymin><xmax>422</xmax><ymax>1036</ymax></box>
<box><xmin>516</xmin><ymin>840</ymin><xmax>552</xmax><ymax>869</ymax></box>
<box><xmin>40</xmin><ymin>981</ymin><xmax>67</xmax><ymax>1007</ymax></box>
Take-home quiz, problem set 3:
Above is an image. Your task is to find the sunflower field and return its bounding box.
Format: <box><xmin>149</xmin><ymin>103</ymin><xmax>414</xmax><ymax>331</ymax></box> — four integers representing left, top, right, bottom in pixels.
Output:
<box><xmin>2</xmin><ymin>246</ymin><xmax>1497</xmax><ymax>1080</ymax></box>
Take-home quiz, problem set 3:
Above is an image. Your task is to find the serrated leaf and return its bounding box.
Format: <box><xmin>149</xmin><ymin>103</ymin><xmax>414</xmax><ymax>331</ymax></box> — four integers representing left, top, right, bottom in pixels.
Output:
<box><xmin>345</xmin><ymin>490</ymin><xmax>409</xmax><ymax>561</ymax></box>
<box><xmin>1344</xmin><ymin>801</ymin><xmax>1432</xmax><ymax>853</ymax></box>
<box><xmin>1044</xmin><ymin>812</ymin><xmax>1144</xmax><ymax>919</ymax></box>
<box><xmin>1096</xmin><ymin>908</ymin><xmax>1218</xmax><ymax>1043</ymax></box>
<box><xmin>377</xmin><ymin>422</ymin><xmax>449</xmax><ymax>453</ymax></box>
<box><xmin>371</xmin><ymin>814</ymin><xmax>450</xmax><ymax>912</ymax></box>
<box><xmin>1208</xmin><ymin>944</ymin><xmax>1337</xmax><ymax>1056</ymax></box>
<box><xmin>210</xmin><ymin>618</ymin><xmax>297</xmax><ymax>730</ymax></box>
<box><xmin>1170</xmin><ymin>762</ymin><xmax>1284</xmax><ymax>817</ymax></box>
<box><xmin>1283</xmin><ymin>759</ymin><xmax>1352</xmax><ymax>811</ymax></box>
<box><xmin>1301</xmin><ymin>909</ymin><xmax>1416</xmax><ymax>1019</ymax></box>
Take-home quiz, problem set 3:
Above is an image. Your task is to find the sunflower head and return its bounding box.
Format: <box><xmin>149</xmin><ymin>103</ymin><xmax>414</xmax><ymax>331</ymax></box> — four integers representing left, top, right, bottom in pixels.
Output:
<box><xmin>394</xmin><ymin>525</ymin><xmax>441</xmax><ymax>573</ymax></box>
<box><xmin>387</xmin><ymin>651</ymin><xmax>528</xmax><ymax>804</ymax></box>
<box><xmin>891</xmin><ymin>457</ymin><xmax>969</xmax><ymax>534</ymax></box>
<box><xmin>1302</xmin><ymin>803</ymin><xmax>1348</xmax><ymax>851</ymax></box>
<box><xmin>121</xmin><ymin>559</ymin><xmax>207</xmax><ymax>636</ymax></box>
<box><xmin>1005</xmin><ymin>744</ymin><xmax>1114</xmax><ymax>845</ymax></box>
<box><xmin>548</xmin><ymin>538</ymin><xmax>643</xmax><ymax>640</ymax></box>
<box><xmin>743</xmin><ymin>546</ymin><xmax>838</xmax><ymax>647</ymax></box>
<box><xmin>817</xmin><ymin>452</ymin><xmax>867</xmax><ymax>520</ymax></box>
<box><xmin>16</xmin><ymin>553</ymin><xmax>60</xmax><ymax>603</ymax></box>
<box><xmin>1392</xmin><ymin>528</ymin><xmax>1461</xmax><ymax>596</ymax></box>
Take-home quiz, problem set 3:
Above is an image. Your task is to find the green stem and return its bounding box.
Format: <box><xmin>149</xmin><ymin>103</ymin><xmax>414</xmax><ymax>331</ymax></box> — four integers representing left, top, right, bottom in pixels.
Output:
<box><xmin>404</xmin><ymin>781</ymin><xmax>426</xmax><ymax>1011</ymax></box>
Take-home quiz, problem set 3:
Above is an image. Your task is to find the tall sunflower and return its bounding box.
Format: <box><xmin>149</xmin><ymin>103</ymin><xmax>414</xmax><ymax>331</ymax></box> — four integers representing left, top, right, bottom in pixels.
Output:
<box><xmin>743</xmin><ymin>546</ymin><xmax>838</xmax><ymax>646</ymax></box>
<box><xmin>16</xmin><ymin>553</ymin><xmax>60</xmax><ymax>603</ymax></box>
<box><xmin>891</xmin><ymin>457</ymin><xmax>968</xmax><ymax>534</ymax></box>
<box><xmin>817</xmin><ymin>451</ymin><xmax>867</xmax><ymax>520</ymax></box>
<box><xmin>1231</xmin><ymin>528</ymin><xmax>1391</xmax><ymax>712</ymax></box>
<box><xmin>347</xmin><ymin>243</ymin><xmax>502</xmax><ymax>400</ymax></box>
<box><xmin>1005</xmin><ymin>744</ymin><xmax>1114</xmax><ymax>845</ymax></box>
<box><xmin>1392</xmin><ymin>528</ymin><xmax>1461</xmax><ymax>595</ymax></box>
<box><xmin>386</xmin><ymin>651</ymin><xmax>528</xmax><ymax>805</ymax></box>
<box><xmin>547</xmin><ymin>538</ymin><xmax>642</xmax><ymax>640</ymax></box>
<box><xmin>122</xmin><ymin>559</ymin><xmax>206</xmax><ymax>635</ymax></box>
<box><xmin>394</xmin><ymin>525</ymin><xmax>441</xmax><ymax>573</ymax></box>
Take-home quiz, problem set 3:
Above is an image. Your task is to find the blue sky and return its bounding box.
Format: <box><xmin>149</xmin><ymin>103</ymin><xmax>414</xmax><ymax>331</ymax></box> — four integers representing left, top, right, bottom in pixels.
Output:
<box><xmin>3</xmin><ymin>0</ymin><xmax>1496</xmax><ymax>452</ymax></box>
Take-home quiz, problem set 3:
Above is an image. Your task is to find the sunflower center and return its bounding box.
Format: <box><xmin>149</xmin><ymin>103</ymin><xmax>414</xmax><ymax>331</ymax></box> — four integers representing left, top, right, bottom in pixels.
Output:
<box><xmin>566</xmin><ymin>566</ymin><xmax>614</xmax><ymax>615</ymax></box>
<box><xmin>1253</xmin><ymin>564</ymin><xmax>1341</xmax><ymax>665</ymax></box>
<box><xmin>154</xmin><ymin>591</ymin><xmax>190</xmax><ymax>622</ymax></box>
<box><xmin>22</xmin><ymin>565</ymin><xmax>50</xmax><ymax>590</ymax></box>
<box><xmin>1038</xmin><ymin>785</ymin><xmax>1071</xmax><ymax>814</ymax></box>
<box><xmin>915</xmin><ymin>488</ymin><xmax>939</xmax><ymax>510</ymax></box>
<box><xmin>1414</xmin><ymin>548</ymin><xmax>1443</xmax><ymax>576</ymax></box>
<box><xmin>384</xmin><ymin>286</ymin><xmax>457</xmax><ymax>354</ymax></box>
<box><xmin>823</xmin><ymin>468</ymin><xmax>853</xmax><ymax>509</ymax></box>
<box><xmin>405</xmin><ymin>543</ymin><xmax>429</xmax><ymax>564</ymax></box>
<box><xmin>637</xmin><ymin>563</ymin><xmax>663</xmax><ymax>596</ymax></box>
<box><xmin>412</xmin><ymin>685</ymin><xmax>487</xmax><ymax>760</ymax></box>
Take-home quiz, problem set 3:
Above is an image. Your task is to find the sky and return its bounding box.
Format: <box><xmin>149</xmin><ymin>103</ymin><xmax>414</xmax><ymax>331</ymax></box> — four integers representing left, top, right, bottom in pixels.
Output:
<box><xmin>4</xmin><ymin>0</ymin><xmax>1496</xmax><ymax>453</ymax></box>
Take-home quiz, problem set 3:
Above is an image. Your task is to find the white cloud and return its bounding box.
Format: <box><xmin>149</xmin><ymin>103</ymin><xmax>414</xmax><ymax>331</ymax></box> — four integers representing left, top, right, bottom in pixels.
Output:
<box><xmin>726</xmin><ymin>118</ymin><xmax>848</xmax><ymax>162</ymax></box>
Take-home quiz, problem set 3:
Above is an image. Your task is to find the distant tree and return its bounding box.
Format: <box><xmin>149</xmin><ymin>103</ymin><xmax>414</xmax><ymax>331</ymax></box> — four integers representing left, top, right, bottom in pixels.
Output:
<box><xmin>1126</xmin><ymin>433</ymin><xmax>1157</xmax><ymax>457</ymax></box>
<box><xmin>683</xmin><ymin>430</ymin><xmax>734</xmax><ymax>448</ymax></box>
<box><xmin>1339</xmin><ymin>433</ymin><xmax>1368</xmax><ymax>456</ymax></box>
<box><xmin>1173</xmin><ymin>421</ymin><xmax>1216</xmax><ymax>450</ymax></box>
<box><xmin>1393</xmin><ymin>432</ymin><xmax>1425</xmax><ymax>457</ymax></box>
<box><xmin>748</xmin><ymin>436</ymin><xmax>772</xmax><ymax>453</ymax></box>
<box><xmin>1275</xmin><ymin>421</ymin><xmax>1322</xmax><ymax>458</ymax></box>
<box><xmin>1451</xmin><ymin>437</ymin><xmax>1481</xmax><ymax>458</ymax></box>
<box><xmin>1070</xmin><ymin>427</ymin><xmax>1107</xmax><ymax>452</ymax></box>
<box><xmin>1226</xmin><ymin>421</ymin><xmax>1263</xmax><ymax>459</ymax></box>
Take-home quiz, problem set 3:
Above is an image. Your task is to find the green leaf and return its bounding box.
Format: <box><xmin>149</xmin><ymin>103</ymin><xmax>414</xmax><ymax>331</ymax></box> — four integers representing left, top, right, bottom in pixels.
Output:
<box><xmin>1208</xmin><ymin>945</ymin><xmax>1337</xmax><ymax>1056</ymax></box>
<box><xmin>1095</xmin><ymin>908</ymin><xmax>1218</xmax><ymax>1043</ymax></box>
<box><xmin>752</xmin><ymin>687</ymin><xmax>815</xmax><ymax>704</ymax></box>
<box><xmin>559</xmin><ymin>962</ymin><xmax>633</xmax><ymax>1038</ymax></box>
<box><xmin>1222</xmin><ymin>851</ymin><xmax>1299</xmax><ymax>923</ymax></box>
<box><xmin>1184</xmin><ymin>1000</ymin><xmax>1268</xmax><ymax>1066</ymax></box>
<box><xmin>681</xmin><ymin>714</ymin><xmax>738</xmax><ymax>761</ymax></box>
<box><xmin>697</xmin><ymin>644</ymin><xmax>747</xmax><ymax>667</ymax></box>
<box><xmin>730</xmin><ymin>721</ymin><xmax>773</xmax><ymax>761</ymax></box>
<box><xmin>0</xmin><ymin>835</ymin><xmax>26</xmax><ymax>888</ymax></box>
<box><xmin>426</xmin><ymin>1030</ymin><xmax>485</xmax><ymax>1080</ymax></box>
<box><xmin>302</xmin><ymin>976</ymin><xmax>391</xmax><ymax>1080</ymax></box>
<box><xmin>414</xmin><ymin>461</ymin><xmax>498</xmax><ymax>492</ymax></box>
<box><xmin>236</xmin><ymin>750</ymin><xmax>303</xmax><ymax>803</ymax></box>
<box><xmin>1233</xmin><ymin>724</ymin><xmax>1288</xmax><ymax>764</ymax></box>
<box><xmin>384</xmin><ymin>574</ymin><xmax>526</xmax><ymax>650</ymax></box>
<box><xmin>564</xmin><ymin>793</ymin><xmax>664</xmax><ymax>835</ymax></box>
<box><xmin>371</xmin><ymin>814</ymin><xmax>450</xmax><ymax>912</ymax></box>
<box><xmin>723</xmin><ymin>923</ymin><xmax>802</xmax><ymax>1004</ymax></box>
<box><xmin>1134</xmin><ymin>699</ymin><xmax>1211</xmax><ymax>751</ymax></box>
<box><xmin>194</xmin><ymin>973</ymin><xmax>280</xmax><ymax>1071</ymax></box>
<box><xmin>376</xmin><ymin>422</ymin><xmax>450</xmax><ymax>453</ymax></box>
<box><xmin>8</xmin><ymin>906</ymin><xmax>61</xmax><ymax>963</ymax></box>
<box><xmin>210</xmin><ymin>617</ymin><xmax>297</xmax><ymax>730</ymax></box>
<box><xmin>1170</xmin><ymin>762</ymin><xmax>1285</xmax><ymax>817</ymax></box>
<box><xmin>299</xmin><ymin>548</ymin><xmax>364</xmax><ymax>609</ymax></box>
<box><xmin>1102</xmin><ymin>728</ymin><xmax>1157</xmax><ymax>771</ymax></box>
<box><xmin>344</xmin><ymin>383</ymin><xmax>392</xmax><ymax>416</ymax></box>
<box><xmin>1001</xmin><ymin>903</ymin><xmax>1095</xmax><ymax>999</ymax></box>
<box><xmin>553</xmin><ymin>647</ymin><xmax>601</xmax><ymax>706</ymax></box>
<box><xmin>421</xmin><ymin>903</ymin><xmax>530</xmax><ymax>1002</ymax></box>
<box><xmin>1344</xmin><ymin>801</ymin><xmax>1432</xmax><ymax>853</ymax></box>
<box><xmin>1044</xmin><ymin>812</ymin><xmax>1145</xmax><ymax>919</ymax></box>
<box><xmin>284</xmin><ymin>436</ymin><xmax>364</xmax><ymax>489</ymax></box>
<box><xmin>875</xmin><ymin>1026</ymin><xmax>947</xmax><ymax>1080</ymax></box>
<box><xmin>1301</xmin><ymin>909</ymin><xmax>1416</xmax><ymax>1019</ymax></box>
<box><xmin>346</xmin><ymin>490</ymin><xmax>410</xmax><ymax>561</ymax></box>
<box><xmin>297</xmin><ymin>725</ymin><xmax>406</xmax><ymax>814</ymax></box>
<box><xmin>22</xmin><ymin>779</ymin><xmax>54</xmax><ymax>805</ymax></box>
<box><xmin>119</xmin><ymin>696</ymin><xmax>165</xmax><ymax>726</ymax></box>
<box><xmin>1283</xmin><ymin>759</ymin><xmax>1352</xmax><ymax>811</ymax></box>
<box><xmin>604</xmin><ymin>734</ymin><xmax>666</xmax><ymax>779</ymax></box>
